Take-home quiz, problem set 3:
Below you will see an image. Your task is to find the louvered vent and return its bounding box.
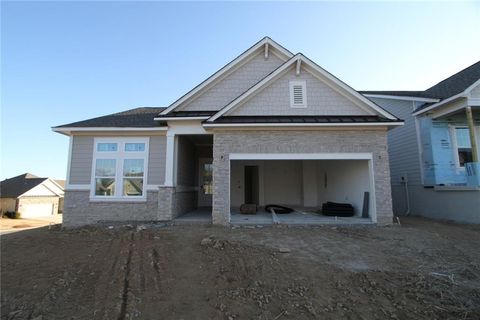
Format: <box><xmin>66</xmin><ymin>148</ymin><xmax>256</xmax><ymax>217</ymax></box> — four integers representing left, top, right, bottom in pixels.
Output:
<box><xmin>293</xmin><ymin>85</ymin><xmax>304</xmax><ymax>105</ymax></box>
<box><xmin>290</xmin><ymin>81</ymin><xmax>307</xmax><ymax>108</ymax></box>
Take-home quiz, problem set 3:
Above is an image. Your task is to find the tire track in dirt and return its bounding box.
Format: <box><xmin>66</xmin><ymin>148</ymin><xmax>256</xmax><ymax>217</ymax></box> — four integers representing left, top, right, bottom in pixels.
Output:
<box><xmin>117</xmin><ymin>232</ymin><xmax>134</xmax><ymax>320</ymax></box>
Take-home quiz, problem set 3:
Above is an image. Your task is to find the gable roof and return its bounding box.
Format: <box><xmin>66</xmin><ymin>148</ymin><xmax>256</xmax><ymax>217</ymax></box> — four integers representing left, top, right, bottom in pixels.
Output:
<box><xmin>52</xmin><ymin>107</ymin><xmax>168</xmax><ymax>135</ymax></box>
<box><xmin>208</xmin><ymin>54</ymin><xmax>399</xmax><ymax>122</ymax></box>
<box><xmin>361</xmin><ymin>61</ymin><xmax>480</xmax><ymax>115</ymax></box>
<box><xmin>1</xmin><ymin>173</ymin><xmax>48</xmax><ymax>198</ymax></box>
<box><xmin>422</xmin><ymin>61</ymin><xmax>480</xmax><ymax>100</ymax></box>
<box><xmin>159</xmin><ymin>37</ymin><xmax>294</xmax><ymax>115</ymax></box>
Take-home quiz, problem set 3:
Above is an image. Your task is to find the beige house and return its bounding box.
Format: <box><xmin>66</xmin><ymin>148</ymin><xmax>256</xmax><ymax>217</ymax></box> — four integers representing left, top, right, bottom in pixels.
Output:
<box><xmin>53</xmin><ymin>37</ymin><xmax>403</xmax><ymax>227</ymax></box>
<box><xmin>0</xmin><ymin>173</ymin><xmax>64</xmax><ymax>218</ymax></box>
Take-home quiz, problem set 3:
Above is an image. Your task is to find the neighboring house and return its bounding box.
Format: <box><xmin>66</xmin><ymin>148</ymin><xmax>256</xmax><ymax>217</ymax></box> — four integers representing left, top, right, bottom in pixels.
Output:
<box><xmin>362</xmin><ymin>61</ymin><xmax>480</xmax><ymax>223</ymax></box>
<box><xmin>53</xmin><ymin>37</ymin><xmax>403</xmax><ymax>227</ymax></box>
<box><xmin>0</xmin><ymin>173</ymin><xmax>65</xmax><ymax>218</ymax></box>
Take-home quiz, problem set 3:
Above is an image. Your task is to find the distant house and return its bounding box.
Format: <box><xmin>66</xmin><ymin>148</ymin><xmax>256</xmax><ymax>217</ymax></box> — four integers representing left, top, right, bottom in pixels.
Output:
<box><xmin>362</xmin><ymin>61</ymin><xmax>480</xmax><ymax>223</ymax></box>
<box><xmin>0</xmin><ymin>173</ymin><xmax>65</xmax><ymax>218</ymax></box>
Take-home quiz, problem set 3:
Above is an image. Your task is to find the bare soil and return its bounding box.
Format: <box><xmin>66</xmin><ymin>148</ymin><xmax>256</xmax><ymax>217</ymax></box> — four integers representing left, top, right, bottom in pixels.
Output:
<box><xmin>1</xmin><ymin>217</ymin><xmax>479</xmax><ymax>319</ymax></box>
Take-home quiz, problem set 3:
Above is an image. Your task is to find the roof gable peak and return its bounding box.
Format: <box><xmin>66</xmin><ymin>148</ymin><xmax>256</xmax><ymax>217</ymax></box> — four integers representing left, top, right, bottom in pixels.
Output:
<box><xmin>160</xmin><ymin>37</ymin><xmax>294</xmax><ymax>115</ymax></box>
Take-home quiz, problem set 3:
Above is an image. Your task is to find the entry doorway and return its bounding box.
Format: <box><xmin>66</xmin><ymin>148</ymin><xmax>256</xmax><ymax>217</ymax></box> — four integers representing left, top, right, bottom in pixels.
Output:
<box><xmin>198</xmin><ymin>158</ymin><xmax>213</xmax><ymax>207</ymax></box>
<box><xmin>244</xmin><ymin>166</ymin><xmax>259</xmax><ymax>205</ymax></box>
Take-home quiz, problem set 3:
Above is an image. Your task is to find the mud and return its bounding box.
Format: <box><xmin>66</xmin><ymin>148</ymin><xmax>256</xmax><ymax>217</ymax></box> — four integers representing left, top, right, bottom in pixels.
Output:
<box><xmin>1</xmin><ymin>217</ymin><xmax>479</xmax><ymax>319</ymax></box>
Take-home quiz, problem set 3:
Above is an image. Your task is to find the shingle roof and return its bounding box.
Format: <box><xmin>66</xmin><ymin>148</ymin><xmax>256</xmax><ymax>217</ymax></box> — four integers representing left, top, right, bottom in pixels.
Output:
<box><xmin>0</xmin><ymin>173</ymin><xmax>48</xmax><ymax>198</ymax></box>
<box><xmin>209</xmin><ymin>115</ymin><xmax>402</xmax><ymax>124</ymax></box>
<box><xmin>422</xmin><ymin>61</ymin><xmax>480</xmax><ymax>99</ymax></box>
<box><xmin>155</xmin><ymin>111</ymin><xmax>217</xmax><ymax>118</ymax></box>
<box><xmin>54</xmin><ymin>107</ymin><xmax>167</xmax><ymax>128</ymax></box>
<box><xmin>361</xmin><ymin>61</ymin><xmax>480</xmax><ymax>113</ymax></box>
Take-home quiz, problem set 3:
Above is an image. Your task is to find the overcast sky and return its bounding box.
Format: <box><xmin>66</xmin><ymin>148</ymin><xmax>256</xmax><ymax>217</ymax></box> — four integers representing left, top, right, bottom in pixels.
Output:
<box><xmin>1</xmin><ymin>1</ymin><xmax>479</xmax><ymax>180</ymax></box>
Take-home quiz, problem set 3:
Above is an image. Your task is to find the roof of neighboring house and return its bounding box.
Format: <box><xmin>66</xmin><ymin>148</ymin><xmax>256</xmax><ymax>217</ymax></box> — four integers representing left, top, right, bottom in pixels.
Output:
<box><xmin>54</xmin><ymin>107</ymin><xmax>166</xmax><ymax>128</ymax></box>
<box><xmin>361</xmin><ymin>61</ymin><xmax>480</xmax><ymax>113</ymax></box>
<box><xmin>359</xmin><ymin>91</ymin><xmax>425</xmax><ymax>97</ymax></box>
<box><xmin>207</xmin><ymin>115</ymin><xmax>402</xmax><ymax>124</ymax></box>
<box><xmin>422</xmin><ymin>61</ymin><xmax>480</xmax><ymax>99</ymax></box>
<box><xmin>0</xmin><ymin>173</ymin><xmax>48</xmax><ymax>198</ymax></box>
<box><xmin>55</xmin><ymin>180</ymin><xmax>66</xmax><ymax>188</ymax></box>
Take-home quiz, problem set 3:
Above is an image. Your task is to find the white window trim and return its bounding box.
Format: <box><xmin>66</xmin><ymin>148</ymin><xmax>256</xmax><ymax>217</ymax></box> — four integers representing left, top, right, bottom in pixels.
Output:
<box><xmin>91</xmin><ymin>137</ymin><xmax>149</xmax><ymax>201</ymax></box>
<box><xmin>450</xmin><ymin>125</ymin><xmax>480</xmax><ymax>170</ymax></box>
<box><xmin>289</xmin><ymin>80</ymin><xmax>307</xmax><ymax>108</ymax></box>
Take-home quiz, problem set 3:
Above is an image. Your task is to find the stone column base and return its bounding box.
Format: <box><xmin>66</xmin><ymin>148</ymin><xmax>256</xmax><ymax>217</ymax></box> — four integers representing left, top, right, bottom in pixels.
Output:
<box><xmin>158</xmin><ymin>186</ymin><xmax>175</xmax><ymax>221</ymax></box>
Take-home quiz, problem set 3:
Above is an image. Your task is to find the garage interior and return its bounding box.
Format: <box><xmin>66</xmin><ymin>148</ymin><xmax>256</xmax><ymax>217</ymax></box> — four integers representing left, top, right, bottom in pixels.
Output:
<box><xmin>230</xmin><ymin>159</ymin><xmax>375</xmax><ymax>224</ymax></box>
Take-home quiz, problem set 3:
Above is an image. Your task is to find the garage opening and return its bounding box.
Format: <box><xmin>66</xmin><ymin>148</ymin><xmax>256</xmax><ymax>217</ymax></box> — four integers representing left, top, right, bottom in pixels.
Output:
<box><xmin>230</xmin><ymin>157</ymin><xmax>375</xmax><ymax>225</ymax></box>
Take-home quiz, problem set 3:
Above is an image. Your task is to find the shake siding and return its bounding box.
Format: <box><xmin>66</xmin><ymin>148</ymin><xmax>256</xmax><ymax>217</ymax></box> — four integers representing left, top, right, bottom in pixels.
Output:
<box><xmin>147</xmin><ymin>136</ymin><xmax>166</xmax><ymax>185</ymax></box>
<box><xmin>180</xmin><ymin>53</ymin><xmax>284</xmax><ymax>111</ymax></box>
<box><xmin>69</xmin><ymin>136</ymin><xmax>94</xmax><ymax>185</ymax></box>
<box><xmin>369</xmin><ymin>97</ymin><xmax>422</xmax><ymax>186</ymax></box>
<box><xmin>229</xmin><ymin>66</ymin><xmax>370</xmax><ymax>116</ymax></box>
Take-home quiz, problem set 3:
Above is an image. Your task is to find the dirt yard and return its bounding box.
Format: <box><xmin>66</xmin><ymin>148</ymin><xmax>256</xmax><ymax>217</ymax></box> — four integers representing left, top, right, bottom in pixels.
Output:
<box><xmin>1</xmin><ymin>217</ymin><xmax>479</xmax><ymax>319</ymax></box>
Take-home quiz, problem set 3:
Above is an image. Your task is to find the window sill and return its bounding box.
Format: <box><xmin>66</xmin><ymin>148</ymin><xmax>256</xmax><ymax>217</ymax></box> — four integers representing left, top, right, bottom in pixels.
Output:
<box><xmin>433</xmin><ymin>185</ymin><xmax>480</xmax><ymax>192</ymax></box>
<box><xmin>89</xmin><ymin>197</ymin><xmax>147</xmax><ymax>203</ymax></box>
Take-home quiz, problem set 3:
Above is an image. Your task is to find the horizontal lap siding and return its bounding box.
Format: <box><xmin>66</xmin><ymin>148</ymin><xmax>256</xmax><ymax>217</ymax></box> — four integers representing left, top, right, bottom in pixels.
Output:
<box><xmin>147</xmin><ymin>136</ymin><xmax>166</xmax><ymax>185</ymax></box>
<box><xmin>69</xmin><ymin>136</ymin><xmax>94</xmax><ymax>185</ymax></box>
<box><xmin>70</xmin><ymin>136</ymin><xmax>166</xmax><ymax>186</ymax></box>
<box><xmin>369</xmin><ymin>97</ymin><xmax>422</xmax><ymax>186</ymax></box>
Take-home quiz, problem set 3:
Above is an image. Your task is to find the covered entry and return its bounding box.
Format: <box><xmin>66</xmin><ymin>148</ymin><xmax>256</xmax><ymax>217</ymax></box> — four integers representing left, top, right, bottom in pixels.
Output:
<box><xmin>229</xmin><ymin>153</ymin><xmax>376</xmax><ymax>224</ymax></box>
<box><xmin>173</xmin><ymin>134</ymin><xmax>213</xmax><ymax>223</ymax></box>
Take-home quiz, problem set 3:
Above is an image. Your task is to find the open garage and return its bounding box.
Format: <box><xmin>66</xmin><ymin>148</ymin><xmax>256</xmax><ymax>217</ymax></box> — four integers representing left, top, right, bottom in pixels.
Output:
<box><xmin>229</xmin><ymin>153</ymin><xmax>376</xmax><ymax>225</ymax></box>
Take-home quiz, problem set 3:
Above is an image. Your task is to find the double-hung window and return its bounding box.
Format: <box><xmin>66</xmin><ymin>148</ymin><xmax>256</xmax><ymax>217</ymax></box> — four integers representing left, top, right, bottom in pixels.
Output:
<box><xmin>92</xmin><ymin>138</ymin><xmax>149</xmax><ymax>200</ymax></box>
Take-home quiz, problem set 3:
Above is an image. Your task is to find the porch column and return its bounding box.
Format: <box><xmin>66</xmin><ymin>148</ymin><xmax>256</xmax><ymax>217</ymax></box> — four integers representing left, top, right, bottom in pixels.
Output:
<box><xmin>466</xmin><ymin>106</ymin><xmax>478</xmax><ymax>162</ymax></box>
<box><xmin>164</xmin><ymin>132</ymin><xmax>176</xmax><ymax>186</ymax></box>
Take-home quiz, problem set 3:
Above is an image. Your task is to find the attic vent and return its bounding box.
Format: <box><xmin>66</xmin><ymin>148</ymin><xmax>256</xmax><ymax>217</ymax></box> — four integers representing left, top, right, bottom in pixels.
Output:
<box><xmin>289</xmin><ymin>81</ymin><xmax>307</xmax><ymax>108</ymax></box>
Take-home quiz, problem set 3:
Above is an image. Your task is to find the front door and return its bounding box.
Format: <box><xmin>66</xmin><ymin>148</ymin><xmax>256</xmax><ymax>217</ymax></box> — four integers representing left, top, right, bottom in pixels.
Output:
<box><xmin>198</xmin><ymin>158</ymin><xmax>213</xmax><ymax>207</ymax></box>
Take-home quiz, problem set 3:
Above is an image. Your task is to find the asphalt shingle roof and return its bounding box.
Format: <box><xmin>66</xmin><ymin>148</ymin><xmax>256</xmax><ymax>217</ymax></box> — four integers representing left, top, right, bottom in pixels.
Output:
<box><xmin>54</xmin><ymin>107</ymin><xmax>167</xmax><ymax>128</ymax></box>
<box><xmin>0</xmin><ymin>173</ymin><xmax>48</xmax><ymax>198</ymax></box>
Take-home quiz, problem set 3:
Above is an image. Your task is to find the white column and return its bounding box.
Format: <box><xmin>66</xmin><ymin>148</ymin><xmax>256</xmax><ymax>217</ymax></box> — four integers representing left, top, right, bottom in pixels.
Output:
<box><xmin>164</xmin><ymin>132</ymin><xmax>176</xmax><ymax>187</ymax></box>
<box><xmin>466</xmin><ymin>106</ymin><xmax>478</xmax><ymax>162</ymax></box>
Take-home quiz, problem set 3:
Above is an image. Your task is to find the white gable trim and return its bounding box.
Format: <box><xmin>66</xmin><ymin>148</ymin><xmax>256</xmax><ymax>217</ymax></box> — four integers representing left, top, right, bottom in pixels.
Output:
<box><xmin>160</xmin><ymin>37</ymin><xmax>293</xmax><ymax>115</ymax></box>
<box><xmin>412</xmin><ymin>93</ymin><xmax>466</xmax><ymax>116</ymax></box>
<box><xmin>412</xmin><ymin>78</ymin><xmax>480</xmax><ymax>116</ymax></box>
<box><xmin>208</xmin><ymin>54</ymin><xmax>398</xmax><ymax>121</ymax></box>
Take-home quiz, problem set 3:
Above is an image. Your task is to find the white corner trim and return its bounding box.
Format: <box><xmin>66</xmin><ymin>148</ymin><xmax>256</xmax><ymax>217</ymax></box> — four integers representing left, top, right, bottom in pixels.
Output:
<box><xmin>412</xmin><ymin>92</ymin><xmax>466</xmax><ymax>116</ymax></box>
<box><xmin>203</xmin><ymin>122</ymin><xmax>403</xmax><ymax>128</ymax></box>
<box><xmin>363</xmin><ymin>94</ymin><xmax>439</xmax><ymax>103</ymax></box>
<box><xmin>160</xmin><ymin>37</ymin><xmax>293</xmax><ymax>115</ymax></box>
<box><xmin>208</xmin><ymin>54</ymin><xmax>398</xmax><ymax>121</ymax></box>
<box><xmin>229</xmin><ymin>152</ymin><xmax>373</xmax><ymax>160</ymax></box>
<box><xmin>66</xmin><ymin>136</ymin><xmax>73</xmax><ymax>185</ymax></box>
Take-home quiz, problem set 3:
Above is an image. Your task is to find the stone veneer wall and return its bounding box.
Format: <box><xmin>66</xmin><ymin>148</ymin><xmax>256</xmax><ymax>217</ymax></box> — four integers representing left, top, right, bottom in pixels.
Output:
<box><xmin>63</xmin><ymin>190</ymin><xmax>159</xmax><ymax>226</ymax></box>
<box><xmin>212</xmin><ymin>130</ymin><xmax>394</xmax><ymax>225</ymax></box>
